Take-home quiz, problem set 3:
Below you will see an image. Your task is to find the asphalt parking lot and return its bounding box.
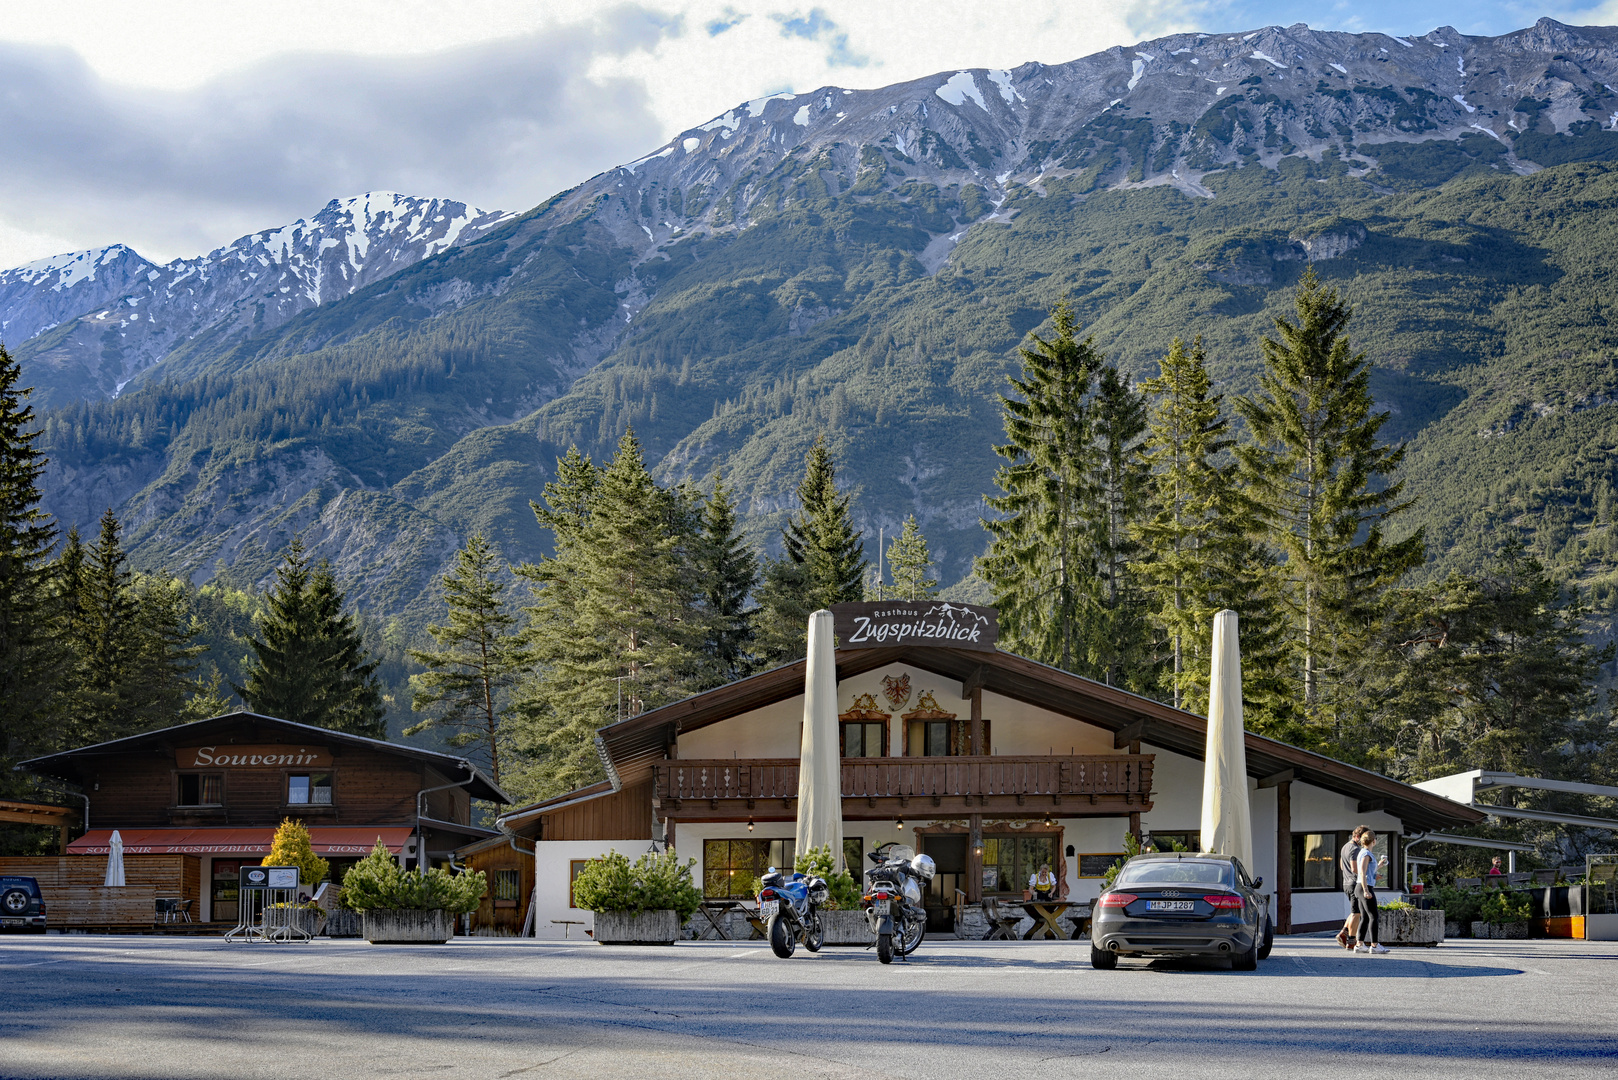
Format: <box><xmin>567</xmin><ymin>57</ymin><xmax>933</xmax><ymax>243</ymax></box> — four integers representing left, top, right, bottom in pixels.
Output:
<box><xmin>3</xmin><ymin>934</ymin><xmax>1615</xmax><ymax>1079</ymax></box>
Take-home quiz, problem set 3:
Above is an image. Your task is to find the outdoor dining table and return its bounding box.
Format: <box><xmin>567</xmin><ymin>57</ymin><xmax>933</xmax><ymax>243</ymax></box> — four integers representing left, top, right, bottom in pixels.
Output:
<box><xmin>1019</xmin><ymin>900</ymin><xmax>1082</xmax><ymax>940</ymax></box>
<box><xmin>696</xmin><ymin>899</ymin><xmax>763</xmax><ymax>940</ymax></box>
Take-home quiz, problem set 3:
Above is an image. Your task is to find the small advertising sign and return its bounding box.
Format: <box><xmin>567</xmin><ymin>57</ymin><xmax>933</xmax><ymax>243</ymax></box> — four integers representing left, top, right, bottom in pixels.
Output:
<box><xmin>830</xmin><ymin>601</ymin><xmax>998</xmax><ymax>652</ymax></box>
<box><xmin>239</xmin><ymin>865</ymin><xmax>299</xmax><ymax>890</ymax></box>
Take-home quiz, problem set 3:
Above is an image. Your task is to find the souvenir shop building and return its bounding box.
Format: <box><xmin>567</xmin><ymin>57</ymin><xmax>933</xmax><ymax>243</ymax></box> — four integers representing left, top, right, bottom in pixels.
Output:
<box><xmin>480</xmin><ymin>603</ymin><xmax>1485</xmax><ymax>938</ymax></box>
<box><xmin>15</xmin><ymin>712</ymin><xmax>508</xmax><ymax>925</ymax></box>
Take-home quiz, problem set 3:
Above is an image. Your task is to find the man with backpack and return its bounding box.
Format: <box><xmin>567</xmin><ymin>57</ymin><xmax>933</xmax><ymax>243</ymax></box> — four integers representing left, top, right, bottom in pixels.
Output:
<box><xmin>1335</xmin><ymin>826</ymin><xmax>1367</xmax><ymax>949</ymax></box>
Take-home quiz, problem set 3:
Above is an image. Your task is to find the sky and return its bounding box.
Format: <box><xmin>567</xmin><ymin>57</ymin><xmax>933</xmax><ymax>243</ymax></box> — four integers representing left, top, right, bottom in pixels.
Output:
<box><xmin>1</xmin><ymin>0</ymin><xmax>1615</xmax><ymax>269</ymax></box>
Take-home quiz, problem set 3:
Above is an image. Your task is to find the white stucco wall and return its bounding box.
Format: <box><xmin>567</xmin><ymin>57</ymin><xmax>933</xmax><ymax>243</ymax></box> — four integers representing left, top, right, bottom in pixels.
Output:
<box><xmin>529</xmin><ymin>840</ymin><xmax>646</xmax><ymax>940</ymax></box>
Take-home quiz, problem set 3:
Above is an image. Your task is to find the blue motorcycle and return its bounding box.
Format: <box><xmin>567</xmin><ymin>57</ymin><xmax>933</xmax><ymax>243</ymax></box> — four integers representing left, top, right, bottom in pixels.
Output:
<box><xmin>758</xmin><ymin>867</ymin><xmax>828</xmax><ymax>958</ymax></box>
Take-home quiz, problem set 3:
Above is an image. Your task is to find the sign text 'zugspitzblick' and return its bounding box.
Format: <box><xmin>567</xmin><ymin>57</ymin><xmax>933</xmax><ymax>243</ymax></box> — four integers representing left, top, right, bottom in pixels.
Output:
<box><xmin>830</xmin><ymin>602</ymin><xmax>998</xmax><ymax>652</ymax></box>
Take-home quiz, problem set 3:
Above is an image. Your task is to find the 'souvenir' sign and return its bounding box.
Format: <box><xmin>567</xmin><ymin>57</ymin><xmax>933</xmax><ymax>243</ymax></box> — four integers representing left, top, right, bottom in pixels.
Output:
<box><xmin>176</xmin><ymin>745</ymin><xmax>333</xmax><ymax>768</ymax></box>
<box><xmin>830</xmin><ymin>601</ymin><xmax>998</xmax><ymax>652</ymax></box>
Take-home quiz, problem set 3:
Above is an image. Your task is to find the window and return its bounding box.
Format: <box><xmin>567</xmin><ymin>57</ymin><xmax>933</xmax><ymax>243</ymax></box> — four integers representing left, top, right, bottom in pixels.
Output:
<box><xmin>981</xmin><ymin>834</ymin><xmax>1054</xmax><ymax>894</ymax></box>
<box><xmin>703</xmin><ymin>839</ymin><xmax>795</xmax><ymax>899</ymax></box>
<box><xmin>905</xmin><ymin>719</ymin><xmax>989</xmax><ymax>756</ymax></box>
<box><xmin>1291</xmin><ymin>833</ymin><xmax>1339</xmax><ymax>890</ymax></box>
<box><xmin>1142</xmin><ymin>831</ymin><xmax>1196</xmax><ymax>853</ymax></box>
<box><xmin>177</xmin><ymin>773</ymin><xmax>222</xmax><ymax>806</ymax></box>
<box><xmin>569</xmin><ymin>860</ymin><xmax>589</xmax><ymax>908</ymax></box>
<box><xmin>844</xmin><ymin>837</ymin><xmax>864</xmax><ymax>875</ymax></box>
<box><xmin>1117</xmin><ymin>860</ymin><xmax>1233</xmax><ymax>887</ymax></box>
<box><xmin>841</xmin><ymin>721</ymin><xmax>887</xmax><ymax>757</ymax></box>
<box><xmin>287</xmin><ymin>773</ymin><xmax>333</xmax><ymax>805</ymax></box>
<box><xmin>494</xmin><ymin>868</ymin><xmax>520</xmax><ymax>909</ymax></box>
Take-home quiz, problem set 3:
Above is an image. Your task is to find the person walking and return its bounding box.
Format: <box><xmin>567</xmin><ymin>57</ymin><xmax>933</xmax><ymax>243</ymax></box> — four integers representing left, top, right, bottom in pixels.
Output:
<box><xmin>1335</xmin><ymin>826</ymin><xmax>1367</xmax><ymax>949</ymax></box>
<box><xmin>1354</xmin><ymin>831</ymin><xmax>1389</xmax><ymax>954</ymax></box>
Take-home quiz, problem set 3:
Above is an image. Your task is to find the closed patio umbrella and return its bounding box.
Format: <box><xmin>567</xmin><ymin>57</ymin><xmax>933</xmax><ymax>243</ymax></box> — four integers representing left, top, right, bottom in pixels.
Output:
<box><xmin>795</xmin><ymin>609</ymin><xmax>844</xmax><ymax>872</ymax></box>
<box><xmin>104</xmin><ymin>829</ymin><xmax>126</xmax><ymax>887</ymax></box>
<box><xmin>1199</xmin><ymin>610</ymin><xmax>1254</xmax><ymax>872</ymax></box>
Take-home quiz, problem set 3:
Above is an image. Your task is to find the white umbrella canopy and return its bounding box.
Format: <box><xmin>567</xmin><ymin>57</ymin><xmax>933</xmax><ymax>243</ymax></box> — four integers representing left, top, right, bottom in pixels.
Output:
<box><xmin>1199</xmin><ymin>610</ymin><xmax>1254</xmax><ymax>873</ymax></box>
<box><xmin>795</xmin><ymin>609</ymin><xmax>845</xmax><ymax>873</ymax></box>
<box><xmin>104</xmin><ymin>829</ymin><xmax>126</xmax><ymax>888</ymax></box>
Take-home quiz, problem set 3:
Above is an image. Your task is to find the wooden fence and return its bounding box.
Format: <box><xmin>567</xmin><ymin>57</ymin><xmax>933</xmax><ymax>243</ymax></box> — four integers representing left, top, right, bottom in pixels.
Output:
<box><xmin>0</xmin><ymin>855</ymin><xmax>201</xmax><ymax>926</ymax></box>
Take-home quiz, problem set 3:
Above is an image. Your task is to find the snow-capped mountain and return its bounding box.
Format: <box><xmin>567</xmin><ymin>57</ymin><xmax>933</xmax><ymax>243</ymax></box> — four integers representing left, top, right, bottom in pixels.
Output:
<box><xmin>2</xmin><ymin>193</ymin><xmax>513</xmax><ymax>403</ymax></box>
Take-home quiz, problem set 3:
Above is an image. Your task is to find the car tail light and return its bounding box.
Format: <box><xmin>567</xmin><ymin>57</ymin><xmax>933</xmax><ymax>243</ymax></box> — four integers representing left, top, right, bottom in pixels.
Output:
<box><xmin>1098</xmin><ymin>893</ymin><xmax>1137</xmax><ymax>908</ymax></box>
<box><xmin>1203</xmin><ymin>894</ymin><xmax>1244</xmax><ymax>909</ymax></box>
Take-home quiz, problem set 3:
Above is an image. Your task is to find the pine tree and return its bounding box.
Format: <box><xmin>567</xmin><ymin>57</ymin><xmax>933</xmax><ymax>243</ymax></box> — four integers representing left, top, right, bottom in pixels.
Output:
<box><xmin>237</xmin><ymin>540</ymin><xmax>385</xmax><ymax>736</ymax></box>
<box><xmin>510</xmin><ymin>432</ymin><xmax>708</xmax><ymax>800</ymax></box>
<box><xmin>979</xmin><ymin>301</ymin><xmax>1105</xmax><ymax>672</ymax></box>
<box><xmin>1092</xmin><ymin>364</ymin><xmax>1152</xmax><ymax>689</ymax></box>
<box><xmin>756</xmin><ymin>438</ymin><xmax>867</xmax><ymax>662</ymax></box>
<box><xmin>696</xmin><ymin>476</ymin><xmax>760</xmax><ymax>684</ymax></box>
<box><xmin>69</xmin><ymin>510</ymin><xmax>143</xmax><ymax>740</ymax></box>
<box><xmin>884</xmin><ymin>515</ymin><xmax>938</xmax><ymax>601</ymax></box>
<box><xmin>406</xmin><ymin>534</ymin><xmax>525</xmax><ymax>784</ymax></box>
<box><xmin>1235</xmin><ymin>268</ymin><xmax>1425</xmax><ymax>734</ymax></box>
<box><xmin>1132</xmin><ymin>338</ymin><xmax>1293</xmax><ymax>727</ymax></box>
<box><xmin>0</xmin><ymin>344</ymin><xmax>63</xmax><ymax>787</ymax></box>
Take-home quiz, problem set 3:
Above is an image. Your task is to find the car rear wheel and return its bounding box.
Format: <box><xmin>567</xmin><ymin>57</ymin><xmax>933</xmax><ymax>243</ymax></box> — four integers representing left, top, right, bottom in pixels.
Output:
<box><xmin>1089</xmin><ymin>944</ymin><xmax>1117</xmax><ymax>970</ymax></box>
<box><xmin>1231</xmin><ymin>940</ymin><xmax>1259</xmax><ymax>970</ymax></box>
<box><xmin>2</xmin><ymin>889</ymin><xmax>29</xmax><ymax>915</ymax></box>
<box><xmin>1256</xmin><ymin>917</ymin><xmax>1274</xmax><ymax>960</ymax></box>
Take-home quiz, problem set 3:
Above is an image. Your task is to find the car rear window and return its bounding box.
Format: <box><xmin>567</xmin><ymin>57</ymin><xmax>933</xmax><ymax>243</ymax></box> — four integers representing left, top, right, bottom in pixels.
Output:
<box><xmin>1116</xmin><ymin>861</ymin><xmax>1233</xmax><ymax>887</ymax></box>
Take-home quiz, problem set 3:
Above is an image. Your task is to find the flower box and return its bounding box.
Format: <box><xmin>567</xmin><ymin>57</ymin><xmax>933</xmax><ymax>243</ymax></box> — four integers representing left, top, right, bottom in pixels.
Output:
<box><xmin>1470</xmin><ymin>920</ymin><xmax>1530</xmax><ymax>939</ymax></box>
<box><xmin>1379</xmin><ymin>908</ymin><xmax>1444</xmax><ymax>946</ymax></box>
<box><xmin>364</xmin><ymin>908</ymin><xmax>456</xmax><ymax>944</ymax></box>
<box><xmin>593</xmin><ymin>909</ymin><xmax>680</xmax><ymax>945</ymax></box>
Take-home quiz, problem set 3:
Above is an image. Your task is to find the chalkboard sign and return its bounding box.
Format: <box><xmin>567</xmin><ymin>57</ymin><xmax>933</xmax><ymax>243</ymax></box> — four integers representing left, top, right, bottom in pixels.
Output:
<box><xmin>1078</xmin><ymin>853</ymin><xmax>1125</xmax><ymax>878</ymax></box>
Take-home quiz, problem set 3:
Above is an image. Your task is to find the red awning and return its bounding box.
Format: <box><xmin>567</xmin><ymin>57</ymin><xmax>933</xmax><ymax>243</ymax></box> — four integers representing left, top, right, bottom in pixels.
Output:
<box><xmin>67</xmin><ymin>827</ymin><xmax>415</xmax><ymax>856</ymax></box>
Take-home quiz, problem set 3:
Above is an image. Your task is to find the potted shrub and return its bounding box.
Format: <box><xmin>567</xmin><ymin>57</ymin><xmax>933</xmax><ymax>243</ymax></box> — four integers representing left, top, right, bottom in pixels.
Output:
<box><xmin>1428</xmin><ymin>883</ymin><xmax>1482</xmax><ymax>937</ymax></box>
<box><xmin>574</xmin><ymin>850</ymin><xmax>701</xmax><ymax>945</ymax></box>
<box><xmin>1472</xmin><ymin>890</ymin><xmax>1532</xmax><ymax>939</ymax></box>
<box><xmin>1377</xmin><ymin>899</ymin><xmax>1445</xmax><ymax>946</ymax></box>
<box><xmin>262</xmin><ymin>820</ymin><xmax>330</xmax><ymax>937</ymax></box>
<box><xmin>794</xmin><ymin>844</ymin><xmax>868</xmax><ymax>945</ymax></box>
<box><xmin>342</xmin><ymin>841</ymin><xmax>487</xmax><ymax>944</ymax></box>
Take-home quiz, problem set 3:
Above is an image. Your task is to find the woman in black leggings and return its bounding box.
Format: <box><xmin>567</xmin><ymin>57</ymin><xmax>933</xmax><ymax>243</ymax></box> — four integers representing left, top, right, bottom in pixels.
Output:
<box><xmin>1354</xmin><ymin>831</ymin><xmax>1389</xmax><ymax>954</ymax></box>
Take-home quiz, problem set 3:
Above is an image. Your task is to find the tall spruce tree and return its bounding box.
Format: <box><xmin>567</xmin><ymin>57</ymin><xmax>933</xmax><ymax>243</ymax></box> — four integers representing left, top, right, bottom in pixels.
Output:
<box><xmin>884</xmin><ymin>515</ymin><xmax>938</xmax><ymax>601</ymax></box>
<box><xmin>1235</xmin><ymin>269</ymin><xmax>1424</xmax><ymax>734</ymax></box>
<box><xmin>1092</xmin><ymin>364</ymin><xmax>1152</xmax><ymax>689</ymax></box>
<box><xmin>510</xmin><ymin>432</ymin><xmax>709</xmax><ymax>800</ymax></box>
<box><xmin>979</xmin><ymin>301</ymin><xmax>1105</xmax><ymax>672</ymax></box>
<box><xmin>1132</xmin><ymin>337</ymin><xmax>1293</xmax><ymax>727</ymax></box>
<box><xmin>237</xmin><ymin>540</ymin><xmax>385</xmax><ymax>736</ymax></box>
<box><xmin>696</xmin><ymin>476</ymin><xmax>760</xmax><ymax>685</ymax></box>
<box><xmin>0</xmin><ymin>344</ymin><xmax>62</xmax><ymax>788</ymax></box>
<box><xmin>756</xmin><ymin>438</ymin><xmax>867</xmax><ymax>662</ymax></box>
<box><xmin>406</xmin><ymin>534</ymin><xmax>525</xmax><ymax>784</ymax></box>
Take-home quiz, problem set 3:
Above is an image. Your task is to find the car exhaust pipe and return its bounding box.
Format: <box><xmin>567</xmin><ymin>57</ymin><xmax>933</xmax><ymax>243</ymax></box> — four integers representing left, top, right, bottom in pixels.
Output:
<box><xmin>1107</xmin><ymin>941</ymin><xmax>1121</xmax><ymax>952</ymax></box>
<box><xmin>1217</xmin><ymin>942</ymin><xmax>1231</xmax><ymax>953</ymax></box>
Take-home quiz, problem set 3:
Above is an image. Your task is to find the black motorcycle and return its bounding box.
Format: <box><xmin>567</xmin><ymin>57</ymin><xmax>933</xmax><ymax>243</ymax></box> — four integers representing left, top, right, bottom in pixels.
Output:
<box><xmin>758</xmin><ymin>867</ymin><xmax>828</xmax><ymax>958</ymax></box>
<box><xmin>860</xmin><ymin>843</ymin><xmax>933</xmax><ymax>964</ymax></box>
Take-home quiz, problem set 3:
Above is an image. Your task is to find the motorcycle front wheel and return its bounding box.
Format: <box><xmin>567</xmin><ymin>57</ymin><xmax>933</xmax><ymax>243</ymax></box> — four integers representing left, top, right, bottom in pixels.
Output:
<box><xmin>769</xmin><ymin>915</ymin><xmax>796</xmax><ymax>958</ymax></box>
<box><xmin>876</xmin><ymin>931</ymin><xmax>894</xmax><ymax>964</ymax></box>
<box><xmin>898</xmin><ymin>914</ymin><xmax>926</xmax><ymax>956</ymax></box>
<box><xmin>802</xmin><ymin>912</ymin><xmax>824</xmax><ymax>953</ymax></box>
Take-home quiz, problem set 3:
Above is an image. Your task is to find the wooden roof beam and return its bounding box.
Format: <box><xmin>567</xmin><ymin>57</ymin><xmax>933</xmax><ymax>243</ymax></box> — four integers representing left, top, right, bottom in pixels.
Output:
<box><xmin>1114</xmin><ymin>719</ymin><xmax>1148</xmax><ymax>750</ymax></box>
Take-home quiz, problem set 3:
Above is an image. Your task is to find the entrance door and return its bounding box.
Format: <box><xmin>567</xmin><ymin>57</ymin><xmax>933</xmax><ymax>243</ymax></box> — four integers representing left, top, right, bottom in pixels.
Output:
<box><xmin>211</xmin><ymin>859</ymin><xmax>243</xmax><ymax>923</ymax></box>
<box><xmin>919</xmin><ymin>835</ymin><xmax>967</xmax><ymax>933</ymax></box>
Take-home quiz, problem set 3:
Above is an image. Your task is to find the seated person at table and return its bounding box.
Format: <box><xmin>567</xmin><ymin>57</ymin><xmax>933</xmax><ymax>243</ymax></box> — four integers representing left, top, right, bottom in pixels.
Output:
<box><xmin>1029</xmin><ymin>864</ymin><xmax>1058</xmax><ymax>901</ymax></box>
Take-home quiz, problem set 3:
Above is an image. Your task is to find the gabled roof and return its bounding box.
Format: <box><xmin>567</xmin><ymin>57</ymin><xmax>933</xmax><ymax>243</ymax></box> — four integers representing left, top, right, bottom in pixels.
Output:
<box><xmin>18</xmin><ymin>711</ymin><xmax>510</xmax><ymax>804</ymax></box>
<box><xmin>588</xmin><ymin>645</ymin><xmax>1483</xmax><ymax>832</ymax></box>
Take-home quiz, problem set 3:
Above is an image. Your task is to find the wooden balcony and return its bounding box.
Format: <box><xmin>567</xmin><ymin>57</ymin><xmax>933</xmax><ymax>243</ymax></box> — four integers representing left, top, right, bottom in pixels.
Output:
<box><xmin>653</xmin><ymin>755</ymin><xmax>1153</xmax><ymax>821</ymax></box>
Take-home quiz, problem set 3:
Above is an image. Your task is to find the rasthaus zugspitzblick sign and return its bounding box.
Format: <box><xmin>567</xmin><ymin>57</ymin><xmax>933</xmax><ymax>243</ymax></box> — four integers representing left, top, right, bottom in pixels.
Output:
<box><xmin>830</xmin><ymin>601</ymin><xmax>998</xmax><ymax>652</ymax></box>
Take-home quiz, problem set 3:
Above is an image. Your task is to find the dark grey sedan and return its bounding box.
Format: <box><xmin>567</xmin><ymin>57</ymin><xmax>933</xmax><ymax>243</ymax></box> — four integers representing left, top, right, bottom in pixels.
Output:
<box><xmin>1090</xmin><ymin>854</ymin><xmax>1272</xmax><ymax>970</ymax></box>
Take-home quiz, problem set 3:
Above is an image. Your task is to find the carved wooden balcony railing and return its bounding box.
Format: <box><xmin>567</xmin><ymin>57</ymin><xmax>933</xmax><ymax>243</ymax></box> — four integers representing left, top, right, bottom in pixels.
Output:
<box><xmin>653</xmin><ymin>755</ymin><xmax>1153</xmax><ymax>819</ymax></box>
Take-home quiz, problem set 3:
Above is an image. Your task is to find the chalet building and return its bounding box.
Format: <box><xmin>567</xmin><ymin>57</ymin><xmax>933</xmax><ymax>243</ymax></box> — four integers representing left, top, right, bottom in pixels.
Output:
<box><xmin>14</xmin><ymin>712</ymin><xmax>508</xmax><ymax>926</ymax></box>
<box><xmin>478</xmin><ymin>604</ymin><xmax>1485</xmax><ymax>938</ymax></box>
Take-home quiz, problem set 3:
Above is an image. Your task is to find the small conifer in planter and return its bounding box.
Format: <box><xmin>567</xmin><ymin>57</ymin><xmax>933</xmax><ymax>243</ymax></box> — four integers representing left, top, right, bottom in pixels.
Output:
<box><xmin>262</xmin><ymin>820</ymin><xmax>331</xmax><ymax>933</ymax></box>
<box><xmin>342</xmin><ymin>841</ymin><xmax>487</xmax><ymax>943</ymax></box>
<box><xmin>572</xmin><ymin>850</ymin><xmax>701</xmax><ymax>944</ymax></box>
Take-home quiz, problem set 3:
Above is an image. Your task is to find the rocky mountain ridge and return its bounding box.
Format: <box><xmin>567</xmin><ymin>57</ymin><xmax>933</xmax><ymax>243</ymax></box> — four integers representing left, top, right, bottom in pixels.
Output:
<box><xmin>1</xmin><ymin>193</ymin><xmax>512</xmax><ymax>407</ymax></box>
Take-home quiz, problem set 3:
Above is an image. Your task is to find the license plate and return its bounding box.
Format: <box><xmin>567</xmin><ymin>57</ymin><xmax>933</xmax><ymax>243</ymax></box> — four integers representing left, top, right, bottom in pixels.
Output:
<box><xmin>874</xmin><ymin>900</ymin><xmax>890</xmax><ymax>915</ymax></box>
<box><xmin>1147</xmin><ymin>900</ymin><xmax>1195</xmax><ymax>912</ymax></box>
<box><xmin>759</xmin><ymin>900</ymin><xmax>779</xmax><ymax>920</ymax></box>
<box><xmin>1</xmin><ymin>918</ymin><xmax>23</xmax><ymax>927</ymax></box>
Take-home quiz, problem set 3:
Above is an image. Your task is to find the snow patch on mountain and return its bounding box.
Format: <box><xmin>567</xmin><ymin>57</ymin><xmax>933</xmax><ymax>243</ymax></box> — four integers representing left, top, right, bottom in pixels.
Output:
<box><xmin>936</xmin><ymin>71</ymin><xmax>986</xmax><ymax>110</ymax></box>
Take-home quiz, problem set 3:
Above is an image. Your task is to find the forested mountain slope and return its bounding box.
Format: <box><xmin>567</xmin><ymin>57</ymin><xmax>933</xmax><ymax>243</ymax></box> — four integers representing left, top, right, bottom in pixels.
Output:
<box><xmin>27</xmin><ymin>18</ymin><xmax>1618</xmax><ymax>637</ymax></box>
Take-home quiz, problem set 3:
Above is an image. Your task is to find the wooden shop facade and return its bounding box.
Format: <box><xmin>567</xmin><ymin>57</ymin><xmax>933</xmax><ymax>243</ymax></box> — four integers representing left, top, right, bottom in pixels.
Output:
<box><xmin>10</xmin><ymin>712</ymin><xmax>508</xmax><ymax>927</ymax></box>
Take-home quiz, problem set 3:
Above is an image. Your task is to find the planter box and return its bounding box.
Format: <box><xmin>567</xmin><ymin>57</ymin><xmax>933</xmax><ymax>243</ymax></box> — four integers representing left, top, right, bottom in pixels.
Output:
<box><xmin>820</xmin><ymin>909</ymin><xmax>873</xmax><ymax>945</ymax></box>
<box><xmin>267</xmin><ymin>907</ymin><xmax>325</xmax><ymax>938</ymax></box>
<box><xmin>1470</xmin><ymin>920</ymin><xmax>1530</xmax><ymax>939</ymax></box>
<box><xmin>364</xmin><ymin>908</ymin><xmax>455</xmax><ymax>944</ymax></box>
<box><xmin>325</xmin><ymin>909</ymin><xmax>363</xmax><ymax>938</ymax></box>
<box><xmin>1585</xmin><ymin>914</ymin><xmax>1618</xmax><ymax>941</ymax></box>
<box><xmin>1444</xmin><ymin>920</ymin><xmax>1465</xmax><ymax>938</ymax></box>
<box><xmin>593</xmin><ymin>909</ymin><xmax>680</xmax><ymax>945</ymax></box>
<box><xmin>1379</xmin><ymin>908</ymin><xmax>1444</xmax><ymax>946</ymax></box>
